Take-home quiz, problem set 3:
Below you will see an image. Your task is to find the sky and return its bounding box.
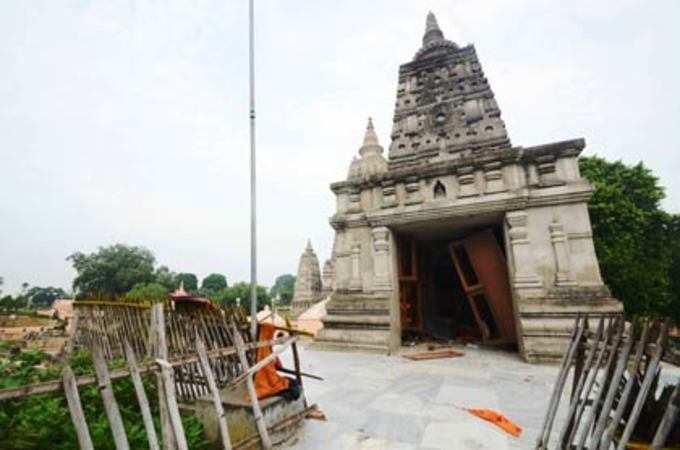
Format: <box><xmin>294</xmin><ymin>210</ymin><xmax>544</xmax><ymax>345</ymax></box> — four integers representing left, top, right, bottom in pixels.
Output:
<box><xmin>1</xmin><ymin>0</ymin><xmax>679</xmax><ymax>295</ymax></box>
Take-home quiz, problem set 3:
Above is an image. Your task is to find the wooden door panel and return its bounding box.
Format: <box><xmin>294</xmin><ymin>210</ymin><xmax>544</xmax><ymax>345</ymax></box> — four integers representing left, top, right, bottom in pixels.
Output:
<box><xmin>461</xmin><ymin>229</ymin><xmax>516</xmax><ymax>343</ymax></box>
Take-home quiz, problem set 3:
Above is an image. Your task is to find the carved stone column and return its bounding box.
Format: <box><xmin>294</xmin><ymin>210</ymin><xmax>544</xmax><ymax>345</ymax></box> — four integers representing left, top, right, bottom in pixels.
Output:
<box><xmin>549</xmin><ymin>219</ymin><xmax>576</xmax><ymax>286</ymax></box>
<box><xmin>506</xmin><ymin>211</ymin><xmax>542</xmax><ymax>289</ymax></box>
<box><xmin>372</xmin><ymin>227</ymin><xmax>392</xmax><ymax>291</ymax></box>
<box><xmin>349</xmin><ymin>244</ymin><xmax>362</xmax><ymax>291</ymax></box>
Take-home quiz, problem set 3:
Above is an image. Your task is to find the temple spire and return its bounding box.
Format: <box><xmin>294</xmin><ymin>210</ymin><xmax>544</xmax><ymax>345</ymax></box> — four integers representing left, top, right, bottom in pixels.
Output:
<box><xmin>362</xmin><ymin>117</ymin><xmax>380</xmax><ymax>148</ymax></box>
<box><xmin>423</xmin><ymin>11</ymin><xmax>445</xmax><ymax>46</ymax></box>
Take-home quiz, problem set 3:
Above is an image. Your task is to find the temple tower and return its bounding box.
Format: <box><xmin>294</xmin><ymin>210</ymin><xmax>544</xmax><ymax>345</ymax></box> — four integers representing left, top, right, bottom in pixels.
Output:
<box><xmin>291</xmin><ymin>240</ymin><xmax>323</xmax><ymax>316</ymax></box>
<box><xmin>314</xmin><ymin>12</ymin><xmax>622</xmax><ymax>361</ymax></box>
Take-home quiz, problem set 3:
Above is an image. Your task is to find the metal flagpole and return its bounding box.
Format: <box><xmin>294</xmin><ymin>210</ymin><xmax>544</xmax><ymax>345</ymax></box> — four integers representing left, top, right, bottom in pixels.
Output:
<box><xmin>248</xmin><ymin>0</ymin><xmax>258</xmax><ymax>341</ymax></box>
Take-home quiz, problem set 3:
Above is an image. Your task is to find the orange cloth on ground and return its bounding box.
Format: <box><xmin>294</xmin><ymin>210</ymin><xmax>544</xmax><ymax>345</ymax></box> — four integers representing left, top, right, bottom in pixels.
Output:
<box><xmin>252</xmin><ymin>323</ymin><xmax>290</xmax><ymax>400</ymax></box>
<box><xmin>466</xmin><ymin>408</ymin><xmax>522</xmax><ymax>437</ymax></box>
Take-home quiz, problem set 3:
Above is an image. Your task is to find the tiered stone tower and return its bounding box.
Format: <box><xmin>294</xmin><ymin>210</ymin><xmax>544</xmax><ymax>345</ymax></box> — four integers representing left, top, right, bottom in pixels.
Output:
<box><xmin>315</xmin><ymin>12</ymin><xmax>622</xmax><ymax>361</ymax></box>
<box><xmin>290</xmin><ymin>240</ymin><xmax>323</xmax><ymax>316</ymax></box>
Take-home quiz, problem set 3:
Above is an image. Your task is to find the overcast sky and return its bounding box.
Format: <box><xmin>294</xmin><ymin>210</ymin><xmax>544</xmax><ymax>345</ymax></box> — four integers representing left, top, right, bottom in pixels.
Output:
<box><xmin>1</xmin><ymin>0</ymin><xmax>679</xmax><ymax>295</ymax></box>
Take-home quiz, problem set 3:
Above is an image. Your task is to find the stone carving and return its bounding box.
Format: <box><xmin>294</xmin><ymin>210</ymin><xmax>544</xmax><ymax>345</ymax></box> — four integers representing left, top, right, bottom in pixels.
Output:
<box><xmin>506</xmin><ymin>211</ymin><xmax>542</xmax><ymax>289</ymax></box>
<box><xmin>291</xmin><ymin>240</ymin><xmax>323</xmax><ymax>316</ymax></box>
<box><xmin>321</xmin><ymin>258</ymin><xmax>335</xmax><ymax>292</ymax></box>
<box><xmin>550</xmin><ymin>219</ymin><xmax>576</xmax><ymax>286</ymax></box>
<box><xmin>349</xmin><ymin>243</ymin><xmax>362</xmax><ymax>291</ymax></box>
<box><xmin>372</xmin><ymin>227</ymin><xmax>392</xmax><ymax>290</ymax></box>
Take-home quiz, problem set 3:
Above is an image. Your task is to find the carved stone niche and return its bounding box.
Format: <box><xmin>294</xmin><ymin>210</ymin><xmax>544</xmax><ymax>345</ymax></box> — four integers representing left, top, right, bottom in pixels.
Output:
<box><xmin>458</xmin><ymin>166</ymin><xmax>477</xmax><ymax>197</ymax></box>
<box><xmin>372</xmin><ymin>227</ymin><xmax>392</xmax><ymax>291</ymax></box>
<box><xmin>484</xmin><ymin>161</ymin><xmax>506</xmax><ymax>194</ymax></box>
<box><xmin>535</xmin><ymin>154</ymin><xmax>563</xmax><ymax>187</ymax></box>
<box><xmin>549</xmin><ymin>219</ymin><xmax>576</xmax><ymax>287</ymax></box>
<box><xmin>381</xmin><ymin>180</ymin><xmax>397</xmax><ymax>209</ymax></box>
<box><xmin>347</xmin><ymin>188</ymin><xmax>362</xmax><ymax>214</ymax></box>
<box><xmin>404</xmin><ymin>176</ymin><xmax>423</xmax><ymax>205</ymax></box>
<box><xmin>506</xmin><ymin>211</ymin><xmax>542</xmax><ymax>289</ymax></box>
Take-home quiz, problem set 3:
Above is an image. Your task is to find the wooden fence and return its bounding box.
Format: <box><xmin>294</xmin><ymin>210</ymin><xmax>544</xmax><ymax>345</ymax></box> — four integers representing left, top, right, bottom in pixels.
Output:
<box><xmin>0</xmin><ymin>300</ymin><xmax>309</xmax><ymax>450</ymax></box>
<box><xmin>536</xmin><ymin>315</ymin><xmax>680</xmax><ymax>450</ymax></box>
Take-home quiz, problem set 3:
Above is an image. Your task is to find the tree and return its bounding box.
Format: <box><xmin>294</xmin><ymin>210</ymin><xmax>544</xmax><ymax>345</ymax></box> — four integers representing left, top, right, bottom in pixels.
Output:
<box><xmin>270</xmin><ymin>274</ymin><xmax>296</xmax><ymax>306</ymax></box>
<box><xmin>0</xmin><ymin>276</ymin><xmax>4</xmax><ymax>295</ymax></box>
<box><xmin>154</xmin><ymin>265</ymin><xmax>177</xmax><ymax>291</ymax></box>
<box><xmin>26</xmin><ymin>286</ymin><xmax>67</xmax><ymax>308</ymax></box>
<box><xmin>125</xmin><ymin>282</ymin><xmax>169</xmax><ymax>303</ymax></box>
<box><xmin>175</xmin><ymin>273</ymin><xmax>198</xmax><ymax>293</ymax></box>
<box><xmin>201</xmin><ymin>274</ymin><xmax>228</xmax><ymax>293</ymax></box>
<box><xmin>217</xmin><ymin>282</ymin><xmax>271</xmax><ymax>312</ymax></box>
<box><xmin>67</xmin><ymin>244</ymin><xmax>156</xmax><ymax>299</ymax></box>
<box><xmin>580</xmin><ymin>156</ymin><xmax>679</xmax><ymax>321</ymax></box>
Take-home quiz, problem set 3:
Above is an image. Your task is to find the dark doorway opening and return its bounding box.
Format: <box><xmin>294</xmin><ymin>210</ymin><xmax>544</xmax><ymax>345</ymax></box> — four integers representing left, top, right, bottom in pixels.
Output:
<box><xmin>396</xmin><ymin>219</ymin><xmax>517</xmax><ymax>349</ymax></box>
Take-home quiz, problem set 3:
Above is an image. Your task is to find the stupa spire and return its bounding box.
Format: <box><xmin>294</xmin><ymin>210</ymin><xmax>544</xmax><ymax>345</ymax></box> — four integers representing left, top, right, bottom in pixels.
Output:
<box><xmin>423</xmin><ymin>11</ymin><xmax>445</xmax><ymax>46</ymax></box>
<box><xmin>359</xmin><ymin>117</ymin><xmax>383</xmax><ymax>157</ymax></box>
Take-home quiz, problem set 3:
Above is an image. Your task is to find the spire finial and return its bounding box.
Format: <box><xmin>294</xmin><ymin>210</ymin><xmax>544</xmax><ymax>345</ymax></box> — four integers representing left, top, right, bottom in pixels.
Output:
<box><xmin>306</xmin><ymin>239</ymin><xmax>313</xmax><ymax>251</ymax></box>
<box><xmin>423</xmin><ymin>11</ymin><xmax>445</xmax><ymax>46</ymax></box>
<box><xmin>362</xmin><ymin>117</ymin><xmax>380</xmax><ymax>148</ymax></box>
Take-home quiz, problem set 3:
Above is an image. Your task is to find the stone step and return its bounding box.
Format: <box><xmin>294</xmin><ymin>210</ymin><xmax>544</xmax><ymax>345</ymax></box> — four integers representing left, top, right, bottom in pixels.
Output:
<box><xmin>323</xmin><ymin>314</ymin><xmax>391</xmax><ymax>327</ymax></box>
<box><xmin>517</xmin><ymin>297</ymin><xmax>622</xmax><ymax>315</ymax></box>
<box><xmin>308</xmin><ymin>340</ymin><xmax>389</xmax><ymax>354</ymax></box>
<box><xmin>316</xmin><ymin>327</ymin><xmax>390</xmax><ymax>347</ymax></box>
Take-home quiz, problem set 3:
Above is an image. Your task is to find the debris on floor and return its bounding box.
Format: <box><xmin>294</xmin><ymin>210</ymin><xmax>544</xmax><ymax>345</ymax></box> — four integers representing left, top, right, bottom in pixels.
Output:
<box><xmin>402</xmin><ymin>349</ymin><xmax>464</xmax><ymax>361</ymax></box>
<box><xmin>465</xmin><ymin>408</ymin><xmax>522</xmax><ymax>437</ymax></box>
<box><xmin>304</xmin><ymin>404</ymin><xmax>327</xmax><ymax>422</ymax></box>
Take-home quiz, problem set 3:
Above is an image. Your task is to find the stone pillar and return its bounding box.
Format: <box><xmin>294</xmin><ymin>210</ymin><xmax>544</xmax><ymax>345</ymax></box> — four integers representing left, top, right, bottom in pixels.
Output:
<box><xmin>349</xmin><ymin>244</ymin><xmax>362</xmax><ymax>291</ymax></box>
<box><xmin>549</xmin><ymin>219</ymin><xmax>576</xmax><ymax>286</ymax></box>
<box><xmin>506</xmin><ymin>211</ymin><xmax>542</xmax><ymax>289</ymax></box>
<box><xmin>372</xmin><ymin>226</ymin><xmax>392</xmax><ymax>291</ymax></box>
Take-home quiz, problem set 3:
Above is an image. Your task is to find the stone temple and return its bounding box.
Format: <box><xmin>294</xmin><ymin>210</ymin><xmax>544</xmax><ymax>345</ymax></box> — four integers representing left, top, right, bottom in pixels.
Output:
<box><xmin>290</xmin><ymin>240</ymin><xmax>324</xmax><ymax>317</ymax></box>
<box><xmin>313</xmin><ymin>12</ymin><xmax>622</xmax><ymax>362</ymax></box>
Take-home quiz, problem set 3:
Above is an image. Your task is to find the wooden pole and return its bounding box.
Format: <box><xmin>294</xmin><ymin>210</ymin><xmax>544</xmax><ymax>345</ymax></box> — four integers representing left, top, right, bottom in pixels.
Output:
<box><xmin>616</xmin><ymin>321</ymin><xmax>669</xmax><ymax>450</ymax></box>
<box><xmin>232</xmin><ymin>325</ymin><xmax>272</xmax><ymax>449</ymax></box>
<box><xmin>152</xmin><ymin>302</ymin><xmax>177</xmax><ymax>450</ymax></box>
<box><xmin>62</xmin><ymin>364</ymin><xmax>94</xmax><ymax>450</ymax></box>
<box><xmin>651</xmin><ymin>379</ymin><xmax>680</xmax><ymax>450</ymax></box>
<box><xmin>92</xmin><ymin>346</ymin><xmax>130</xmax><ymax>450</ymax></box>
<box><xmin>123</xmin><ymin>340</ymin><xmax>160</xmax><ymax>450</ymax></box>
<box><xmin>157</xmin><ymin>359</ymin><xmax>189</xmax><ymax>450</ymax></box>
<box><xmin>196</xmin><ymin>336</ymin><xmax>233</xmax><ymax>450</ymax></box>
<box><xmin>536</xmin><ymin>314</ymin><xmax>585</xmax><ymax>449</ymax></box>
<box><xmin>600</xmin><ymin>321</ymin><xmax>651</xmax><ymax>450</ymax></box>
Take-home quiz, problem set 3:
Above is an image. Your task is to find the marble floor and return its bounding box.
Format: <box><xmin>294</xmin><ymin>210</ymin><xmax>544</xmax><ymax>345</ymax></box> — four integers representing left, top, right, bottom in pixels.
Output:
<box><xmin>278</xmin><ymin>344</ymin><xmax>571</xmax><ymax>450</ymax></box>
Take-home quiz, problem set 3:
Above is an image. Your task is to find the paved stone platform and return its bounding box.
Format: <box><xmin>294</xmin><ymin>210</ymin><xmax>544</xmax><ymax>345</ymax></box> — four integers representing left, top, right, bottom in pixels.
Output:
<box><xmin>279</xmin><ymin>344</ymin><xmax>567</xmax><ymax>449</ymax></box>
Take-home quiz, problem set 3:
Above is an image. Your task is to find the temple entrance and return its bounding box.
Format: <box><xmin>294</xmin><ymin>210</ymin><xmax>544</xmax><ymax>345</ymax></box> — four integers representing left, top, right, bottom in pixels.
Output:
<box><xmin>395</xmin><ymin>217</ymin><xmax>517</xmax><ymax>348</ymax></box>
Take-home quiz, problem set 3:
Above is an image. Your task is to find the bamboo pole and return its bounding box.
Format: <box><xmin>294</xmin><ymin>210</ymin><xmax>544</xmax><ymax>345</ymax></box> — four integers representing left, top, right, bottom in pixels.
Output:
<box><xmin>536</xmin><ymin>314</ymin><xmax>585</xmax><ymax>449</ymax></box>
<box><xmin>232</xmin><ymin>324</ymin><xmax>272</xmax><ymax>449</ymax></box>
<box><xmin>92</xmin><ymin>346</ymin><xmax>130</xmax><ymax>450</ymax></box>
<box><xmin>152</xmin><ymin>302</ymin><xmax>177</xmax><ymax>450</ymax></box>
<box><xmin>123</xmin><ymin>340</ymin><xmax>160</xmax><ymax>450</ymax></box>
<box><xmin>62</xmin><ymin>364</ymin><xmax>94</xmax><ymax>450</ymax></box>
<box><xmin>616</xmin><ymin>321</ymin><xmax>669</xmax><ymax>450</ymax></box>
<box><xmin>157</xmin><ymin>359</ymin><xmax>189</xmax><ymax>450</ymax></box>
<box><xmin>196</xmin><ymin>337</ymin><xmax>233</xmax><ymax>450</ymax></box>
<box><xmin>651</xmin><ymin>379</ymin><xmax>680</xmax><ymax>450</ymax></box>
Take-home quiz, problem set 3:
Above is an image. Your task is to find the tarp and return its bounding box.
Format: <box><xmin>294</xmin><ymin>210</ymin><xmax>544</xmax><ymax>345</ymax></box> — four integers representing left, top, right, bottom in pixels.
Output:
<box><xmin>253</xmin><ymin>322</ymin><xmax>290</xmax><ymax>399</ymax></box>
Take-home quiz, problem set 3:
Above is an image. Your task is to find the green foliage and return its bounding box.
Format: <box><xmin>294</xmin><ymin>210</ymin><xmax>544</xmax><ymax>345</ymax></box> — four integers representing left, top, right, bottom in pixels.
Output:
<box><xmin>270</xmin><ymin>274</ymin><xmax>296</xmax><ymax>306</ymax></box>
<box><xmin>175</xmin><ymin>273</ymin><xmax>198</xmax><ymax>293</ymax></box>
<box><xmin>25</xmin><ymin>286</ymin><xmax>67</xmax><ymax>308</ymax></box>
<box><xmin>124</xmin><ymin>282</ymin><xmax>169</xmax><ymax>303</ymax></box>
<box><xmin>154</xmin><ymin>266</ymin><xmax>178</xmax><ymax>291</ymax></box>
<box><xmin>216</xmin><ymin>282</ymin><xmax>271</xmax><ymax>312</ymax></box>
<box><xmin>580</xmin><ymin>156</ymin><xmax>679</xmax><ymax>321</ymax></box>
<box><xmin>68</xmin><ymin>244</ymin><xmax>156</xmax><ymax>299</ymax></box>
<box><xmin>0</xmin><ymin>348</ymin><xmax>208</xmax><ymax>450</ymax></box>
<box><xmin>0</xmin><ymin>295</ymin><xmax>28</xmax><ymax>313</ymax></box>
<box><xmin>200</xmin><ymin>273</ymin><xmax>228</xmax><ymax>294</ymax></box>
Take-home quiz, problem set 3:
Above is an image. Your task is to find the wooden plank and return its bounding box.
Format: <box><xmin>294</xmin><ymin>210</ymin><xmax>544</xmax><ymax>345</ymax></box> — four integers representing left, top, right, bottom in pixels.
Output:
<box><xmin>224</xmin><ymin>336</ymin><xmax>296</xmax><ymax>391</ymax></box>
<box><xmin>92</xmin><ymin>346</ymin><xmax>130</xmax><ymax>450</ymax></box>
<box><xmin>536</xmin><ymin>315</ymin><xmax>585</xmax><ymax>450</ymax></box>
<box><xmin>402</xmin><ymin>350</ymin><xmax>465</xmax><ymax>361</ymax></box>
<box><xmin>232</xmin><ymin>324</ymin><xmax>272</xmax><ymax>450</ymax></box>
<box><xmin>600</xmin><ymin>321</ymin><xmax>651</xmax><ymax>450</ymax></box>
<box><xmin>62</xmin><ymin>364</ymin><xmax>94</xmax><ymax>450</ymax></box>
<box><xmin>153</xmin><ymin>302</ymin><xmax>177</xmax><ymax>450</ymax></box>
<box><xmin>157</xmin><ymin>359</ymin><xmax>189</xmax><ymax>450</ymax></box>
<box><xmin>123</xmin><ymin>340</ymin><xmax>160</xmax><ymax>450</ymax></box>
<box><xmin>616</xmin><ymin>321</ymin><xmax>669</xmax><ymax>450</ymax></box>
<box><xmin>576</xmin><ymin>317</ymin><xmax>624</xmax><ymax>450</ymax></box>
<box><xmin>589</xmin><ymin>324</ymin><xmax>635</xmax><ymax>448</ymax></box>
<box><xmin>650</xmin><ymin>379</ymin><xmax>680</xmax><ymax>450</ymax></box>
<box><xmin>196</xmin><ymin>337</ymin><xmax>233</xmax><ymax>450</ymax></box>
<box><xmin>557</xmin><ymin>317</ymin><xmax>604</xmax><ymax>448</ymax></box>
